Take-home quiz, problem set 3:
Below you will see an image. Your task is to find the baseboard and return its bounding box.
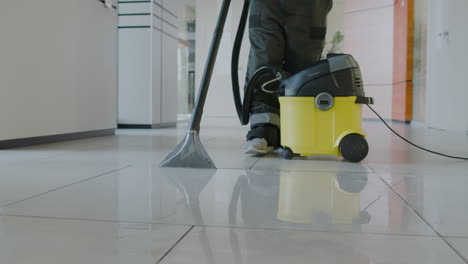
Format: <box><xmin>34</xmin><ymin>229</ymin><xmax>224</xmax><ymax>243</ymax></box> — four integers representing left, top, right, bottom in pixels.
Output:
<box><xmin>152</xmin><ymin>122</ymin><xmax>177</xmax><ymax>128</ymax></box>
<box><xmin>118</xmin><ymin>122</ymin><xmax>177</xmax><ymax>129</ymax></box>
<box><xmin>392</xmin><ymin>119</ymin><xmax>411</xmax><ymax>124</ymax></box>
<box><xmin>118</xmin><ymin>124</ymin><xmax>153</xmax><ymax>129</ymax></box>
<box><xmin>0</xmin><ymin>129</ymin><xmax>115</xmax><ymax>149</ymax></box>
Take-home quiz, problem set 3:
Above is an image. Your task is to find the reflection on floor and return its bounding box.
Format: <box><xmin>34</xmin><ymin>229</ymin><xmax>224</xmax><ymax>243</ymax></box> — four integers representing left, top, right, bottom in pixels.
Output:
<box><xmin>1</xmin><ymin>117</ymin><xmax>468</xmax><ymax>264</ymax></box>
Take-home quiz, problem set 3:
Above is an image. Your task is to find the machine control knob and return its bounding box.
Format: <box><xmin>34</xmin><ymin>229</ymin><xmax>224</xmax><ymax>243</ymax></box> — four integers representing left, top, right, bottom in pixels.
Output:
<box><xmin>315</xmin><ymin>92</ymin><xmax>334</xmax><ymax>111</ymax></box>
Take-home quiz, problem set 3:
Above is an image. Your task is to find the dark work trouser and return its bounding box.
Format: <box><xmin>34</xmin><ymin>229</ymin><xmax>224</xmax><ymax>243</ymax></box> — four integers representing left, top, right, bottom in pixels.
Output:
<box><xmin>246</xmin><ymin>0</ymin><xmax>333</xmax><ymax>147</ymax></box>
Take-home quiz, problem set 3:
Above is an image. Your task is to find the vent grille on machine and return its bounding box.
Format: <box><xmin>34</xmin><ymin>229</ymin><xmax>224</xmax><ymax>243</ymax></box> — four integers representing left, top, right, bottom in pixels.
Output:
<box><xmin>355</xmin><ymin>77</ymin><xmax>362</xmax><ymax>88</ymax></box>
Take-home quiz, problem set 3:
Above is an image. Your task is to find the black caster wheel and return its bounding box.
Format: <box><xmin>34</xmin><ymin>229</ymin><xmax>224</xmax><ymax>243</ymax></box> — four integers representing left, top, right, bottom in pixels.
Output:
<box><xmin>282</xmin><ymin>147</ymin><xmax>294</xmax><ymax>160</ymax></box>
<box><xmin>340</xmin><ymin>134</ymin><xmax>369</xmax><ymax>163</ymax></box>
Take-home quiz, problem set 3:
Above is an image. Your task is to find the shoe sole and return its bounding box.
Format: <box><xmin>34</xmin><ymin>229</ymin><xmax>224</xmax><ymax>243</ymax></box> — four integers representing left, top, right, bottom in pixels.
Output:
<box><xmin>244</xmin><ymin>147</ymin><xmax>274</xmax><ymax>155</ymax></box>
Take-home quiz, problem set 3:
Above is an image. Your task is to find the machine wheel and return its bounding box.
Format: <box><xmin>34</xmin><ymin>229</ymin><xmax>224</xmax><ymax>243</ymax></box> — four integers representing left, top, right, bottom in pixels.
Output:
<box><xmin>340</xmin><ymin>134</ymin><xmax>369</xmax><ymax>163</ymax></box>
<box><xmin>282</xmin><ymin>147</ymin><xmax>295</xmax><ymax>160</ymax></box>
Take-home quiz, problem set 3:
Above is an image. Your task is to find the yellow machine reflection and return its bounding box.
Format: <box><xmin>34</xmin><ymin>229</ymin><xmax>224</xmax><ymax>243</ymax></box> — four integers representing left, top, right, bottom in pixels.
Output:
<box><xmin>277</xmin><ymin>171</ymin><xmax>370</xmax><ymax>226</ymax></box>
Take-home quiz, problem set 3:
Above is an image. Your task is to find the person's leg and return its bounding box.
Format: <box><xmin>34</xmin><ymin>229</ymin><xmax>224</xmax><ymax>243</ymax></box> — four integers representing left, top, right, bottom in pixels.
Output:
<box><xmin>282</xmin><ymin>0</ymin><xmax>333</xmax><ymax>74</ymax></box>
<box><xmin>245</xmin><ymin>0</ymin><xmax>286</xmax><ymax>154</ymax></box>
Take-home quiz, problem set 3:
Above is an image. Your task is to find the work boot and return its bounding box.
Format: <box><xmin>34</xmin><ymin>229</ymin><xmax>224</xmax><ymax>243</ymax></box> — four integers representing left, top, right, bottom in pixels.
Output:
<box><xmin>244</xmin><ymin>138</ymin><xmax>274</xmax><ymax>155</ymax></box>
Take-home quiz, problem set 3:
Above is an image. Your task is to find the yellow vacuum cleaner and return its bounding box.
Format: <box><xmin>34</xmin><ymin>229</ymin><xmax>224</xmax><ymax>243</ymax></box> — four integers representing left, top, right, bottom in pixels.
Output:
<box><xmin>278</xmin><ymin>54</ymin><xmax>374</xmax><ymax>162</ymax></box>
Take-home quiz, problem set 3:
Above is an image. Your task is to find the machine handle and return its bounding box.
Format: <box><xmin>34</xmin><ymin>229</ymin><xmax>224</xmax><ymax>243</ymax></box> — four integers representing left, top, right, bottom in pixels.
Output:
<box><xmin>261</xmin><ymin>72</ymin><xmax>283</xmax><ymax>94</ymax></box>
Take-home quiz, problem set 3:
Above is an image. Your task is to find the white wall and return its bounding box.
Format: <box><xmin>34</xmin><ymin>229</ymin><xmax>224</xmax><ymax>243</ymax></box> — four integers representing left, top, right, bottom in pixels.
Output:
<box><xmin>344</xmin><ymin>0</ymin><xmax>395</xmax><ymax>119</ymax></box>
<box><xmin>426</xmin><ymin>0</ymin><xmax>468</xmax><ymax>133</ymax></box>
<box><xmin>195</xmin><ymin>0</ymin><xmax>247</xmax><ymax>118</ymax></box>
<box><xmin>0</xmin><ymin>0</ymin><xmax>118</xmax><ymax>141</ymax></box>
<box><xmin>196</xmin><ymin>0</ymin><xmax>346</xmax><ymax>118</ymax></box>
<box><xmin>324</xmin><ymin>0</ymin><xmax>345</xmax><ymax>54</ymax></box>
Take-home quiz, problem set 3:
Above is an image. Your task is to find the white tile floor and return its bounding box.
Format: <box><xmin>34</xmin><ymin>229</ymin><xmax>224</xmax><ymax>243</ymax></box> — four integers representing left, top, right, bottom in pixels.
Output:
<box><xmin>1</xmin><ymin>117</ymin><xmax>468</xmax><ymax>264</ymax></box>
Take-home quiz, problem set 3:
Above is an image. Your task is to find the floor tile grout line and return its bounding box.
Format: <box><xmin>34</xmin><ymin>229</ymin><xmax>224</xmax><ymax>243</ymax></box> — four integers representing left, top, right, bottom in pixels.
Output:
<box><xmin>0</xmin><ymin>213</ymin><xmax>194</xmax><ymax>228</ymax></box>
<box><xmin>248</xmin><ymin>158</ymin><xmax>261</xmax><ymax>170</ymax></box>
<box><xmin>155</xmin><ymin>225</ymin><xmax>195</xmax><ymax>264</ymax></box>
<box><xmin>363</xmin><ymin>160</ymin><xmax>377</xmax><ymax>173</ymax></box>
<box><xmin>156</xmin><ymin>166</ymin><xmax>377</xmax><ymax>174</ymax></box>
<box><xmin>196</xmin><ymin>166</ymin><xmax>377</xmax><ymax>174</ymax></box>
<box><xmin>244</xmin><ymin>164</ymin><xmax>375</xmax><ymax>174</ymax></box>
<box><xmin>0</xmin><ymin>213</ymin><xmax>442</xmax><ymax>239</ymax></box>
<box><xmin>445</xmin><ymin>236</ymin><xmax>468</xmax><ymax>239</ymax></box>
<box><xmin>185</xmin><ymin>223</ymin><xmax>440</xmax><ymax>238</ymax></box>
<box><xmin>378</xmin><ymin>176</ymin><xmax>468</xmax><ymax>264</ymax></box>
<box><xmin>246</xmin><ymin>168</ymin><xmax>376</xmax><ymax>174</ymax></box>
<box><xmin>0</xmin><ymin>165</ymin><xmax>132</xmax><ymax>209</ymax></box>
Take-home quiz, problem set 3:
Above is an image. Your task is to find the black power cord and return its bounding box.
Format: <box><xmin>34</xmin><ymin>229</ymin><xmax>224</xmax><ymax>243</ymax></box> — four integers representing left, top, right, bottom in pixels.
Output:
<box><xmin>366</xmin><ymin>104</ymin><xmax>468</xmax><ymax>161</ymax></box>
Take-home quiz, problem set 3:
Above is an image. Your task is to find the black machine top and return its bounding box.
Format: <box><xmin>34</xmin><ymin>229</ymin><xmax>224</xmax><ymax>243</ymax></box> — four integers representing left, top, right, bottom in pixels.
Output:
<box><xmin>280</xmin><ymin>54</ymin><xmax>369</xmax><ymax>102</ymax></box>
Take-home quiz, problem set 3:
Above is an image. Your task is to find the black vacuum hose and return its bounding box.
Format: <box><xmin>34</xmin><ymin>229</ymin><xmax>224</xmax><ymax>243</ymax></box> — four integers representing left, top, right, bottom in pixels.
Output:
<box><xmin>231</xmin><ymin>0</ymin><xmax>251</xmax><ymax>125</ymax></box>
